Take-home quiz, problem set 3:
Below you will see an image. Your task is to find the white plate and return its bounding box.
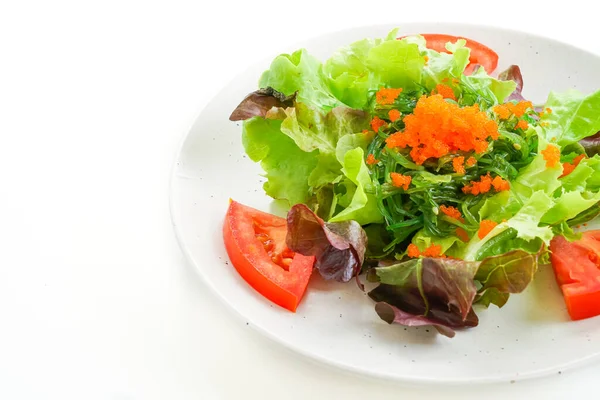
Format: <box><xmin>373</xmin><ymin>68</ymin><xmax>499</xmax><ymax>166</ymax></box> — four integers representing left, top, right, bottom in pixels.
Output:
<box><xmin>170</xmin><ymin>23</ymin><xmax>600</xmax><ymax>384</ymax></box>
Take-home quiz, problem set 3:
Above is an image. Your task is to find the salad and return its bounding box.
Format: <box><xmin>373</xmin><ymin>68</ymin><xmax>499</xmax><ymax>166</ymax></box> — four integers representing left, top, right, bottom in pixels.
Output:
<box><xmin>224</xmin><ymin>30</ymin><xmax>600</xmax><ymax>337</ymax></box>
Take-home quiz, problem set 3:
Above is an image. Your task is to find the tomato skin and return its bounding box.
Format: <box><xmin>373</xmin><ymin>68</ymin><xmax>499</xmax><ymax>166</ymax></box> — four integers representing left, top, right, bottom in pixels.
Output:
<box><xmin>400</xmin><ymin>33</ymin><xmax>499</xmax><ymax>74</ymax></box>
<box><xmin>550</xmin><ymin>231</ymin><xmax>600</xmax><ymax>320</ymax></box>
<box><xmin>223</xmin><ymin>200</ymin><xmax>315</xmax><ymax>312</ymax></box>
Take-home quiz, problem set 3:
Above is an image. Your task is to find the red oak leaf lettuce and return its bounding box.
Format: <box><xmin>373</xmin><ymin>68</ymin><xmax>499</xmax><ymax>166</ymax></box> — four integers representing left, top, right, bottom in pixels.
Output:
<box><xmin>367</xmin><ymin>257</ymin><xmax>480</xmax><ymax>337</ymax></box>
<box><xmin>229</xmin><ymin>87</ymin><xmax>295</xmax><ymax>121</ymax></box>
<box><xmin>286</xmin><ymin>204</ymin><xmax>367</xmax><ymax>282</ymax></box>
<box><xmin>498</xmin><ymin>65</ymin><xmax>525</xmax><ymax>102</ymax></box>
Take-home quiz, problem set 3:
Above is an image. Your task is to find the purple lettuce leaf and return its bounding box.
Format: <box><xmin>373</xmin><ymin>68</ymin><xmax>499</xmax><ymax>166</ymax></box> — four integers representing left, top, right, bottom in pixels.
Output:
<box><xmin>375</xmin><ymin>302</ymin><xmax>458</xmax><ymax>338</ymax></box>
<box><xmin>286</xmin><ymin>204</ymin><xmax>367</xmax><ymax>282</ymax></box>
<box><xmin>229</xmin><ymin>87</ymin><xmax>295</xmax><ymax>121</ymax></box>
<box><xmin>498</xmin><ymin>65</ymin><xmax>525</xmax><ymax>102</ymax></box>
<box><xmin>367</xmin><ymin>257</ymin><xmax>480</xmax><ymax>336</ymax></box>
<box><xmin>579</xmin><ymin>131</ymin><xmax>600</xmax><ymax>157</ymax></box>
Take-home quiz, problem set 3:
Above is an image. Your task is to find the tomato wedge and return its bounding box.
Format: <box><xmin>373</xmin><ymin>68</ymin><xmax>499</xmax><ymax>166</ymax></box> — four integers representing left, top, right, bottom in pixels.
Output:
<box><xmin>223</xmin><ymin>200</ymin><xmax>315</xmax><ymax>312</ymax></box>
<box><xmin>400</xmin><ymin>33</ymin><xmax>499</xmax><ymax>75</ymax></box>
<box><xmin>550</xmin><ymin>230</ymin><xmax>600</xmax><ymax>320</ymax></box>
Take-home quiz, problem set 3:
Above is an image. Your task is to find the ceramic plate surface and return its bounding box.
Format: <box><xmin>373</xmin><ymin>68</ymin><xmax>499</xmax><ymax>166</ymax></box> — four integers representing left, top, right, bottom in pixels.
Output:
<box><xmin>171</xmin><ymin>23</ymin><xmax>600</xmax><ymax>383</ymax></box>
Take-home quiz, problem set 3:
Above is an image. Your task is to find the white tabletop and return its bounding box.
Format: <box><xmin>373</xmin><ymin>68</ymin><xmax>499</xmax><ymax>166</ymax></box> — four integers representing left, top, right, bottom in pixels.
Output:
<box><xmin>1</xmin><ymin>1</ymin><xmax>599</xmax><ymax>398</ymax></box>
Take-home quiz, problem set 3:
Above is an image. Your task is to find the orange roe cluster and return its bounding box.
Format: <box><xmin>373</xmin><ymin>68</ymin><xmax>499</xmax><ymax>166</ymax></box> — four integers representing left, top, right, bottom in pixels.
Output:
<box><xmin>376</xmin><ymin>87</ymin><xmax>403</xmax><ymax>105</ymax></box>
<box><xmin>478</xmin><ymin>220</ymin><xmax>498</xmax><ymax>239</ymax></box>
<box><xmin>432</xmin><ymin>83</ymin><xmax>456</xmax><ymax>101</ymax></box>
<box><xmin>366</xmin><ymin>153</ymin><xmax>379</xmax><ymax>165</ymax></box>
<box><xmin>493</xmin><ymin>101</ymin><xmax>534</xmax><ymax>119</ymax></box>
<box><xmin>466</xmin><ymin>156</ymin><xmax>477</xmax><ymax>167</ymax></box>
<box><xmin>492</xmin><ymin>175</ymin><xmax>510</xmax><ymax>191</ymax></box>
<box><xmin>388</xmin><ymin>109</ymin><xmax>402</xmax><ymax>122</ymax></box>
<box><xmin>407</xmin><ymin>243</ymin><xmax>444</xmax><ymax>258</ymax></box>
<box><xmin>516</xmin><ymin>119</ymin><xmax>529</xmax><ymax>130</ymax></box>
<box><xmin>390</xmin><ymin>172</ymin><xmax>412</xmax><ymax>190</ymax></box>
<box><xmin>456</xmin><ymin>227</ymin><xmax>470</xmax><ymax>242</ymax></box>
<box><xmin>561</xmin><ymin>154</ymin><xmax>586</xmax><ymax>178</ymax></box>
<box><xmin>440</xmin><ymin>205</ymin><xmax>463</xmax><ymax>220</ymax></box>
<box><xmin>509</xmin><ymin>101</ymin><xmax>534</xmax><ymax>117</ymax></box>
<box><xmin>492</xmin><ymin>104</ymin><xmax>511</xmax><ymax>120</ymax></box>
<box><xmin>462</xmin><ymin>173</ymin><xmax>510</xmax><ymax>195</ymax></box>
<box><xmin>385</xmin><ymin>95</ymin><xmax>499</xmax><ymax>165</ymax></box>
<box><xmin>371</xmin><ymin>116</ymin><xmax>386</xmax><ymax>132</ymax></box>
<box><xmin>453</xmin><ymin>156</ymin><xmax>465</xmax><ymax>174</ymax></box>
<box><xmin>407</xmin><ymin>243</ymin><xmax>420</xmax><ymax>258</ymax></box>
<box><xmin>541</xmin><ymin>145</ymin><xmax>561</xmax><ymax>168</ymax></box>
<box><xmin>422</xmin><ymin>244</ymin><xmax>443</xmax><ymax>258</ymax></box>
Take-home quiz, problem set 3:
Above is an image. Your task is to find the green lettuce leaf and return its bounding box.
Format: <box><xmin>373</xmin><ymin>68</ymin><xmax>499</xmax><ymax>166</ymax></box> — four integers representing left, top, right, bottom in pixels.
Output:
<box><xmin>474</xmin><ymin>250</ymin><xmax>539</xmax><ymax>308</ymax></box>
<box><xmin>259</xmin><ymin>49</ymin><xmax>342</xmax><ymax>111</ymax></box>
<box><xmin>460</xmin><ymin>191</ymin><xmax>553</xmax><ymax>261</ymax></box>
<box><xmin>307</xmin><ymin>152</ymin><xmax>342</xmax><ymax>189</ymax></box>
<box><xmin>323</xmin><ymin>32</ymin><xmax>424</xmax><ymax>109</ymax></box>
<box><xmin>335</xmin><ymin>132</ymin><xmax>373</xmax><ymax>164</ymax></box>
<box><xmin>242</xmin><ymin>117</ymin><xmax>318</xmax><ymax>205</ymax></box>
<box><xmin>411</xmin><ymin>230</ymin><xmax>461</xmax><ymax>254</ymax></box>
<box><xmin>280</xmin><ymin>103</ymin><xmax>370</xmax><ymax>154</ymax></box>
<box><xmin>462</xmin><ymin>67</ymin><xmax>516</xmax><ymax>105</ymax></box>
<box><xmin>510</xmin><ymin>136</ymin><xmax>563</xmax><ymax>201</ymax></box>
<box><xmin>540</xmin><ymin>89</ymin><xmax>600</xmax><ymax>147</ymax></box>
<box><xmin>329</xmin><ymin>148</ymin><xmax>382</xmax><ymax>225</ymax></box>
<box><xmin>422</xmin><ymin>38</ymin><xmax>470</xmax><ymax>88</ymax></box>
<box><xmin>542</xmin><ymin>190</ymin><xmax>600</xmax><ymax>225</ymax></box>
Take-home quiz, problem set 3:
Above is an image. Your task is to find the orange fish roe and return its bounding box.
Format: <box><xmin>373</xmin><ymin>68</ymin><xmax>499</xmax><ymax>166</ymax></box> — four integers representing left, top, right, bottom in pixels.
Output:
<box><xmin>546</xmin><ymin>107</ymin><xmax>553</xmax><ymax>114</ymax></box>
<box><xmin>433</xmin><ymin>83</ymin><xmax>456</xmax><ymax>101</ymax></box>
<box><xmin>452</xmin><ymin>156</ymin><xmax>465</xmax><ymax>174</ymax></box>
<box><xmin>370</xmin><ymin>116</ymin><xmax>386</xmax><ymax>132</ymax></box>
<box><xmin>478</xmin><ymin>220</ymin><xmax>498</xmax><ymax>239</ymax></box>
<box><xmin>494</xmin><ymin>101</ymin><xmax>534</xmax><ymax>119</ymax></box>
<box><xmin>407</xmin><ymin>243</ymin><xmax>445</xmax><ymax>258</ymax></box>
<box><xmin>456</xmin><ymin>227</ymin><xmax>470</xmax><ymax>242</ymax></box>
<box><xmin>390</xmin><ymin>172</ymin><xmax>412</xmax><ymax>190</ymax></box>
<box><xmin>516</xmin><ymin>119</ymin><xmax>529</xmax><ymax>130</ymax></box>
<box><xmin>362</xmin><ymin>129</ymin><xmax>369</xmax><ymax>134</ymax></box>
<box><xmin>462</xmin><ymin>173</ymin><xmax>493</xmax><ymax>195</ymax></box>
<box><xmin>541</xmin><ymin>144</ymin><xmax>561</xmax><ymax>168</ymax></box>
<box><xmin>440</xmin><ymin>205</ymin><xmax>462</xmax><ymax>220</ymax></box>
<box><xmin>493</xmin><ymin>104</ymin><xmax>511</xmax><ymax>120</ymax></box>
<box><xmin>407</xmin><ymin>243</ymin><xmax>420</xmax><ymax>258</ymax></box>
<box><xmin>388</xmin><ymin>109</ymin><xmax>402</xmax><ymax>122</ymax></box>
<box><xmin>508</xmin><ymin>101</ymin><xmax>533</xmax><ymax>117</ymax></box>
<box><xmin>366</xmin><ymin>154</ymin><xmax>379</xmax><ymax>165</ymax></box>
<box><xmin>560</xmin><ymin>153</ymin><xmax>587</xmax><ymax>178</ymax></box>
<box><xmin>466</xmin><ymin>156</ymin><xmax>477</xmax><ymax>167</ymax></box>
<box><xmin>385</xmin><ymin>95</ymin><xmax>499</xmax><ymax>165</ymax></box>
<box><xmin>422</xmin><ymin>244</ymin><xmax>443</xmax><ymax>258</ymax></box>
<box><xmin>491</xmin><ymin>175</ymin><xmax>510</xmax><ymax>192</ymax></box>
<box><xmin>376</xmin><ymin>87</ymin><xmax>403</xmax><ymax>105</ymax></box>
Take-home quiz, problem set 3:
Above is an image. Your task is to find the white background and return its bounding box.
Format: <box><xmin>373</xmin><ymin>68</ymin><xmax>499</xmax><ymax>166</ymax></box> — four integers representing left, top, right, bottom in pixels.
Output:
<box><xmin>1</xmin><ymin>1</ymin><xmax>599</xmax><ymax>399</ymax></box>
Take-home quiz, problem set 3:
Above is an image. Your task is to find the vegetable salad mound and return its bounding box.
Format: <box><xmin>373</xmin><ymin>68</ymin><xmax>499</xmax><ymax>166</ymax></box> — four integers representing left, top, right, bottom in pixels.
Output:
<box><xmin>227</xmin><ymin>29</ymin><xmax>600</xmax><ymax>337</ymax></box>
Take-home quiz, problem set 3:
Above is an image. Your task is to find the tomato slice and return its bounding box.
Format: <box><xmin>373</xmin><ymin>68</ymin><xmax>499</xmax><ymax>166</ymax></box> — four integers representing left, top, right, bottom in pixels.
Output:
<box><xmin>550</xmin><ymin>230</ymin><xmax>600</xmax><ymax>320</ymax></box>
<box><xmin>223</xmin><ymin>200</ymin><xmax>315</xmax><ymax>312</ymax></box>
<box><xmin>400</xmin><ymin>33</ymin><xmax>499</xmax><ymax>75</ymax></box>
